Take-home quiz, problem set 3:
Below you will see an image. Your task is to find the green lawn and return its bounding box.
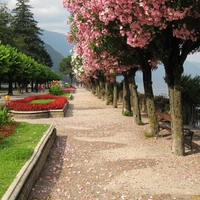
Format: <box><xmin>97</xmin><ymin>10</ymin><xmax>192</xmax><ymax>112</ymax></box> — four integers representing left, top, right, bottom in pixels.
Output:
<box><xmin>0</xmin><ymin>122</ymin><xmax>50</xmax><ymax>198</ymax></box>
<box><xmin>61</xmin><ymin>92</ymin><xmax>71</xmax><ymax>98</ymax></box>
<box><xmin>30</xmin><ymin>99</ymin><xmax>55</xmax><ymax>104</ymax></box>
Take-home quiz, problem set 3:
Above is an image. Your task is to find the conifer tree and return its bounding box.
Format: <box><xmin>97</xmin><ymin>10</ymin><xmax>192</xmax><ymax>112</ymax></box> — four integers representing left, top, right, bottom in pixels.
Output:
<box><xmin>0</xmin><ymin>2</ymin><xmax>14</xmax><ymax>45</ymax></box>
<box><xmin>11</xmin><ymin>0</ymin><xmax>53</xmax><ymax>67</ymax></box>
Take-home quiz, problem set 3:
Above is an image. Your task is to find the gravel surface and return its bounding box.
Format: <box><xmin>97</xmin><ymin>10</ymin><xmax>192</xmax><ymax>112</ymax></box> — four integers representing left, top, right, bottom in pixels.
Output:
<box><xmin>14</xmin><ymin>88</ymin><xmax>200</xmax><ymax>200</ymax></box>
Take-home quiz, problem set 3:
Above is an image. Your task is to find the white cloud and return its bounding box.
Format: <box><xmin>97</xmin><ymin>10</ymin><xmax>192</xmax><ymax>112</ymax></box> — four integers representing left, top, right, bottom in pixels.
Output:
<box><xmin>6</xmin><ymin>0</ymin><xmax>70</xmax><ymax>34</ymax></box>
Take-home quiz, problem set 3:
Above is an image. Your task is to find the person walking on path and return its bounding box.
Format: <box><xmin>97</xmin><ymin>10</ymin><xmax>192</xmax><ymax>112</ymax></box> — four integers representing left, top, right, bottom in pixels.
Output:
<box><xmin>25</xmin><ymin>88</ymin><xmax>200</xmax><ymax>200</ymax></box>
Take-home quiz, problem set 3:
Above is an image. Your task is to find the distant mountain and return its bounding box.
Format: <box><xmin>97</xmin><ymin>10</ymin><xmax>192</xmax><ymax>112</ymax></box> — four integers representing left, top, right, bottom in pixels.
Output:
<box><xmin>44</xmin><ymin>43</ymin><xmax>64</xmax><ymax>73</ymax></box>
<box><xmin>117</xmin><ymin>60</ymin><xmax>200</xmax><ymax>83</ymax></box>
<box><xmin>151</xmin><ymin>61</ymin><xmax>200</xmax><ymax>82</ymax></box>
<box><xmin>40</xmin><ymin>30</ymin><xmax>74</xmax><ymax>57</ymax></box>
<box><xmin>183</xmin><ymin>60</ymin><xmax>200</xmax><ymax>77</ymax></box>
<box><xmin>40</xmin><ymin>30</ymin><xmax>200</xmax><ymax>82</ymax></box>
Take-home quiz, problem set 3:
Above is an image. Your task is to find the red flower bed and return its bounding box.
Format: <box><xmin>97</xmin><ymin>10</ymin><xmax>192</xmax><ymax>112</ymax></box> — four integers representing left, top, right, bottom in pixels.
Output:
<box><xmin>62</xmin><ymin>87</ymin><xmax>76</xmax><ymax>92</ymax></box>
<box><xmin>0</xmin><ymin>121</ymin><xmax>18</xmax><ymax>137</ymax></box>
<box><xmin>8</xmin><ymin>94</ymin><xmax>67</xmax><ymax>111</ymax></box>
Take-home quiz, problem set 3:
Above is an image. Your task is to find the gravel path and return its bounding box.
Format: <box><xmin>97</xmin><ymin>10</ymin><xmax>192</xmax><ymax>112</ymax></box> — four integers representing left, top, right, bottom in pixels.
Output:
<box><xmin>16</xmin><ymin>88</ymin><xmax>200</xmax><ymax>200</ymax></box>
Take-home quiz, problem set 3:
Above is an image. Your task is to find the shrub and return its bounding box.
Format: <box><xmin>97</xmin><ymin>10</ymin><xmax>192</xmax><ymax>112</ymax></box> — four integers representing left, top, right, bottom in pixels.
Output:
<box><xmin>49</xmin><ymin>80</ymin><xmax>62</xmax><ymax>95</ymax></box>
<box><xmin>122</xmin><ymin>111</ymin><xmax>133</xmax><ymax>116</ymax></box>
<box><xmin>154</xmin><ymin>94</ymin><xmax>169</xmax><ymax>112</ymax></box>
<box><xmin>100</xmin><ymin>89</ymin><xmax>105</xmax><ymax>96</ymax></box>
<box><xmin>0</xmin><ymin>104</ymin><xmax>11</xmax><ymax>126</ymax></box>
<box><xmin>0</xmin><ymin>104</ymin><xmax>17</xmax><ymax>137</ymax></box>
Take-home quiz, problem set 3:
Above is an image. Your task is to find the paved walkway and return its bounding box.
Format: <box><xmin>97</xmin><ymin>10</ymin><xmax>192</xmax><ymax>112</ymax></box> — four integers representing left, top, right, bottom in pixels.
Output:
<box><xmin>0</xmin><ymin>90</ymin><xmax>46</xmax><ymax>104</ymax></box>
<box><xmin>7</xmin><ymin>88</ymin><xmax>200</xmax><ymax>199</ymax></box>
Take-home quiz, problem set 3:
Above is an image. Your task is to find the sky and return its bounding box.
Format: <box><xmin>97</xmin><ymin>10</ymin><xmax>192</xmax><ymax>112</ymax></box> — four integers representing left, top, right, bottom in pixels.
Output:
<box><xmin>6</xmin><ymin>0</ymin><xmax>70</xmax><ymax>35</ymax></box>
<box><xmin>3</xmin><ymin>0</ymin><xmax>200</xmax><ymax>63</ymax></box>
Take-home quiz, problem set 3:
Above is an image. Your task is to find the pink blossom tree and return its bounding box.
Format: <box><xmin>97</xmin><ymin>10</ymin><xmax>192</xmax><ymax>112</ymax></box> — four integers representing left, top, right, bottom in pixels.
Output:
<box><xmin>63</xmin><ymin>1</ymin><xmax>200</xmax><ymax>155</ymax></box>
<box><xmin>95</xmin><ymin>0</ymin><xmax>200</xmax><ymax>156</ymax></box>
<box><xmin>63</xmin><ymin>0</ymin><xmax>160</xmax><ymax>132</ymax></box>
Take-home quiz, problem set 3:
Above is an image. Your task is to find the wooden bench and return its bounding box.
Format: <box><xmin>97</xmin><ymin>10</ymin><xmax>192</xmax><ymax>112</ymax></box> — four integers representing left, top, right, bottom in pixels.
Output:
<box><xmin>156</xmin><ymin>110</ymin><xmax>194</xmax><ymax>150</ymax></box>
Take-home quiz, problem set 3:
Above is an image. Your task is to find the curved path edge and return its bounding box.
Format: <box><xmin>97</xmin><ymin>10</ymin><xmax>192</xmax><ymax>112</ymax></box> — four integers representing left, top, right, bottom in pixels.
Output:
<box><xmin>2</xmin><ymin>124</ymin><xmax>57</xmax><ymax>200</ymax></box>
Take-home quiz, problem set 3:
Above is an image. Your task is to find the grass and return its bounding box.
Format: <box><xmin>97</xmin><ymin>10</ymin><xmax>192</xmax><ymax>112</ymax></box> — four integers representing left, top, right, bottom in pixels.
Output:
<box><xmin>61</xmin><ymin>92</ymin><xmax>71</xmax><ymax>98</ymax></box>
<box><xmin>30</xmin><ymin>99</ymin><xmax>55</xmax><ymax>104</ymax></box>
<box><xmin>143</xmin><ymin>131</ymin><xmax>154</xmax><ymax>137</ymax></box>
<box><xmin>0</xmin><ymin>122</ymin><xmax>50</xmax><ymax>198</ymax></box>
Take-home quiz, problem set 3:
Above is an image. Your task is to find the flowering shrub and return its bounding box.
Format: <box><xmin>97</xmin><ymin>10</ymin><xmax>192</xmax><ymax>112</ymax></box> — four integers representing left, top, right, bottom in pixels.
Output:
<box><xmin>49</xmin><ymin>80</ymin><xmax>62</xmax><ymax>95</ymax></box>
<box><xmin>8</xmin><ymin>94</ymin><xmax>67</xmax><ymax>111</ymax></box>
<box><xmin>0</xmin><ymin>104</ymin><xmax>18</xmax><ymax>137</ymax></box>
<box><xmin>0</xmin><ymin>121</ymin><xmax>18</xmax><ymax>137</ymax></box>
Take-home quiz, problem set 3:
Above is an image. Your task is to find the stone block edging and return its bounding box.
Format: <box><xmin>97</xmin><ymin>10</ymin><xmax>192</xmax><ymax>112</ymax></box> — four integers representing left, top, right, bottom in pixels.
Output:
<box><xmin>2</xmin><ymin>124</ymin><xmax>57</xmax><ymax>200</ymax></box>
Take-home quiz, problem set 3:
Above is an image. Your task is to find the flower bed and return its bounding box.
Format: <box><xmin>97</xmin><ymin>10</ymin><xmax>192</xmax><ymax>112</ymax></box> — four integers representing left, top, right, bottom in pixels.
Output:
<box><xmin>62</xmin><ymin>87</ymin><xmax>76</xmax><ymax>93</ymax></box>
<box><xmin>8</xmin><ymin>94</ymin><xmax>68</xmax><ymax>119</ymax></box>
<box><xmin>0</xmin><ymin>121</ymin><xmax>18</xmax><ymax>137</ymax></box>
<box><xmin>8</xmin><ymin>94</ymin><xmax>67</xmax><ymax>111</ymax></box>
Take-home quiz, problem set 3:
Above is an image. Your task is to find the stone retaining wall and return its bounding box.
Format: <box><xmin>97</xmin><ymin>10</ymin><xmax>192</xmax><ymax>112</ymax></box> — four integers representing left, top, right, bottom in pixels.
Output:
<box><xmin>2</xmin><ymin>125</ymin><xmax>57</xmax><ymax>200</ymax></box>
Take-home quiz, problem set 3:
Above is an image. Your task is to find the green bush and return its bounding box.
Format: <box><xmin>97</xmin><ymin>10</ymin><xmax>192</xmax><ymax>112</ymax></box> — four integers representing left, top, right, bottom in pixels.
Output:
<box><xmin>122</xmin><ymin>110</ymin><xmax>133</xmax><ymax>116</ymax></box>
<box><xmin>0</xmin><ymin>105</ymin><xmax>11</xmax><ymax>126</ymax></box>
<box><xmin>49</xmin><ymin>80</ymin><xmax>62</xmax><ymax>95</ymax></box>
<box><xmin>181</xmin><ymin>74</ymin><xmax>200</xmax><ymax>105</ymax></box>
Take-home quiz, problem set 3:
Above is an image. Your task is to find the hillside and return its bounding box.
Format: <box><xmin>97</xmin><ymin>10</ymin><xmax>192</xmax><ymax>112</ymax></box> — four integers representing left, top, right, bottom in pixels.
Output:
<box><xmin>44</xmin><ymin>43</ymin><xmax>64</xmax><ymax>73</ymax></box>
<box><xmin>40</xmin><ymin>30</ymin><xmax>74</xmax><ymax>57</ymax></box>
<box><xmin>135</xmin><ymin>61</ymin><xmax>200</xmax><ymax>83</ymax></box>
<box><xmin>40</xmin><ymin>30</ymin><xmax>200</xmax><ymax>83</ymax></box>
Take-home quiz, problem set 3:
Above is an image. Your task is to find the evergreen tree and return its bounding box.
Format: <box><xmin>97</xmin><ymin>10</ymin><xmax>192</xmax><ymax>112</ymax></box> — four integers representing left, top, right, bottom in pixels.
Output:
<box><xmin>59</xmin><ymin>55</ymin><xmax>74</xmax><ymax>83</ymax></box>
<box><xmin>0</xmin><ymin>2</ymin><xmax>15</xmax><ymax>45</ymax></box>
<box><xmin>11</xmin><ymin>0</ymin><xmax>53</xmax><ymax>67</ymax></box>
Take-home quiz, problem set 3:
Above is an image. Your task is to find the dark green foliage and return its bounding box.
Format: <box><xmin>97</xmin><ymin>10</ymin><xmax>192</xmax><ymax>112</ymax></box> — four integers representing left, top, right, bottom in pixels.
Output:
<box><xmin>11</xmin><ymin>0</ymin><xmax>53</xmax><ymax>67</ymax></box>
<box><xmin>181</xmin><ymin>74</ymin><xmax>200</xmax><ymax>105</ymax></box>
<box><xmin>154</xmin><ymin>94</ymin><xmax>170</xmax><ymax>113</ymax></box>
<box><xmin>0</xmin><ymin>2</ymin><xmax>15</xmax><ymax>46</ymax></box>
<box><xmin>59</xmin><ymin>55</ymin><xmax>74</xmax><ymax>83</ymax></box>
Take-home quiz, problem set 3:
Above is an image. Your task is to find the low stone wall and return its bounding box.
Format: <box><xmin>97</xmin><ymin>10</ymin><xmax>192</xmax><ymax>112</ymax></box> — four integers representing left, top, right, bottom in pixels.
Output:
<box><xmin>49</xmin><ymin>101</ymin><xmax>69</xmax><ymax>117</ymax></box>
<box><xmin>2</xmin><ymin>125</ymin><xmax>57</xmax><ymax>200</ymax></box>
<box><xmin>10</xmin><ymin>102</ymin><xmax>69</xmax><ymax>119</ymax></box>
<box><xmin>11</xmin><ymin>110</ymin><xmax>49</xmax><ymax>119</ymax></box>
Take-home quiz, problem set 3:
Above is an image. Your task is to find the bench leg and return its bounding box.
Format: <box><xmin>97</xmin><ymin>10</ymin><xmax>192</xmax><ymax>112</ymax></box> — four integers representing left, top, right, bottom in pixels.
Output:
<box><xmin>184</xmin><ymin>130</ymin><xmax>194</xmax><ymax>151</ymax></box>
<box><xmin>189</xmin><ymin>132</ymin><xmax>194</xmax><ymax>151</ymax></box>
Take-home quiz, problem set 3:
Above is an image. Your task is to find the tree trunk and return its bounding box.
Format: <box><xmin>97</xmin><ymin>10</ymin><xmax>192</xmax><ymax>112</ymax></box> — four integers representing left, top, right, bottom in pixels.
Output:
<box><xmin>122</xmin><ymin>72</ymin><xmax>132</xmax><ymax>113</ymax></box>
<box><xmin>105</xmin><ymin>77</ymin><xmax>113</xmax><ymax>105</ymax></box>
<box><xmin>113</xmin><ymin>79</ymin><xmax>117</xmax><ymax>108</ymax></box>
<box><xmin>129</xmin><ymin>69</ymin><xmax>141</xmax><ymax>124</ymax></box>
<box><xmin>169</xmin><ymin>86</ymin><xmax>184</xmax><ymax>155</ymax></box>
<box><xmin>142</xmin><ymin>64</ymin><xmax>158</xmax><ymax>136</ymax></box>
<box><xmin>7</xmin><ymin>75</ymin><xmax>13</xmax><ymax>95</ymax></box>
<box><xmin>140</xmin><ymin>95</ymin><xmax>147</xmax><ymax>112</ymax></box>
<box><xmin>163</xmin><ymin>56</ymin><xmax>185</xmax><ymax>156</ymax></box>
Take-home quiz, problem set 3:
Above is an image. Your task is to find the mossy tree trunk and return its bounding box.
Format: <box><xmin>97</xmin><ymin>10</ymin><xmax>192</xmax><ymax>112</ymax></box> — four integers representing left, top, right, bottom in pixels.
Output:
<box><xmin>169</xmin><ymin>86</ymin><xmax>184</xmax><ymax>155</ymax></box>
<box><xmin>161</xmin><ymin>35</ymin><xmax>185</xmax><ymax>156</ymax></box>
<box><xmin>113</xmin><ymin>78</ymin><xmax>118</xmax><ymax>108</ymax></box>
<box><xmin>122</xmin><ymin>71</ymin><xmax>132</xmax><ymax>113</ymax></box>
<box><xmin>129</xmin><ymin>68</ymin><xmax>141</xmax><ymax>124</ymax></box>
<box><xmin>163</xmin><ymin>59</ymin><xmax>184</xmax><ymax>156</ymax></box>
<box><xmin>142</xmin><ymin>64</ymin><xmax>158</xmax><ymax>136</ymax></box>
<box><xmin>105</xmin><ymin>76</ymin><xmax>113</xmax><ymax>105</ymax></box>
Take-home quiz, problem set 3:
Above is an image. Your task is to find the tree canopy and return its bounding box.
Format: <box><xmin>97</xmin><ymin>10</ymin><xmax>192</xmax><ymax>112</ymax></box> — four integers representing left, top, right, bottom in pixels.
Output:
<box><xmin>11</xmin><ymin>0</ymin><xmax>53</xmax><ymax>67</ymax></box>
<box><xmin>63</xmin><ymin>0</ymin><xmax>200</xmax><ymax>156</ymax></box>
